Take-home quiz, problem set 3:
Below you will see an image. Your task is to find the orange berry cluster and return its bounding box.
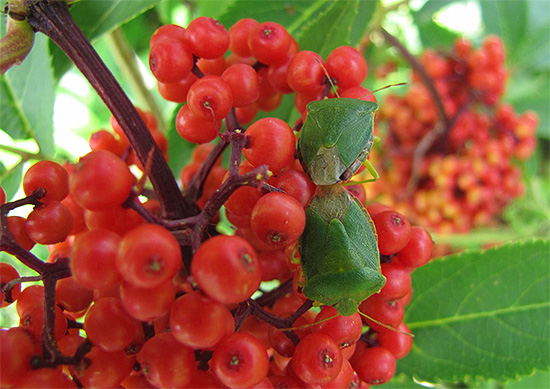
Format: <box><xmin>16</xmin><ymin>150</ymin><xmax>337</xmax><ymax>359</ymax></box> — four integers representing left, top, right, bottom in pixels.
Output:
<box><xmin>372</xmin><ymin>35</ymin><xmax>538</xmax><ymax>233</ymax></box>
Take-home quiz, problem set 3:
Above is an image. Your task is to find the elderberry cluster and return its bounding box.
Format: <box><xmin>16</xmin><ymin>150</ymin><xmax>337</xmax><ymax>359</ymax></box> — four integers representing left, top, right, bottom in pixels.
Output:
<box><xmin>372</xmin><ymin>35</ymin><xmax>538</xmax><ymax>233</ymax></box>
<box><xmin>0</xmin><ymin>15</ymin><xmax>436</xmax><ymax>389</ymax></box>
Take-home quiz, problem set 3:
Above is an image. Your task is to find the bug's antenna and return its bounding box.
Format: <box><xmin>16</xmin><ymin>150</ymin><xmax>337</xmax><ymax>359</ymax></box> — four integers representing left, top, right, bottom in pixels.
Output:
<box><xmin>278</xmin><ymin>313</ymin><xmax>340</xmax><ymax>331</ymax></box>
<box><xmin>358</xmin><ymin>311</ymin><xmax>414</xmax><ymax>337</ymax></box>
<box><xmin>359</xmin><ymin>82</ymin><xmax>407</xmax><ymax>100</ymax></box>
<box><xmin>314</xmin><ymin>57</ymin><xmax>340</xmax><ymax>98</ymax></box>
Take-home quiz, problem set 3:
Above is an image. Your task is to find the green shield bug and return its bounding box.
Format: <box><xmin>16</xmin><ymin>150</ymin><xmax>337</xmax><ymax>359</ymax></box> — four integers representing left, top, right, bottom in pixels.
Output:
<box><xmin>298</xmin><ymin>98</ymin><xmax>378</xmax><ymax>186</ymax></box>
<box><xmin>298</xmin><ymin>184</ymin><xmax>386</xmax><ymax>316</ymax></box>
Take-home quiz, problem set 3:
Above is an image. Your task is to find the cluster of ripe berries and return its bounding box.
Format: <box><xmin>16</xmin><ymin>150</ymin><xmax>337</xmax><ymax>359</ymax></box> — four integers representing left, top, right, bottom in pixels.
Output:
<box><xmin>372</xmin><ymin>35</ymin><xmax>538</xmax><ymax>233</ymax></box>
<box><xmin>0</xmin><ymin>15</ymin><xmax>434</xmax><ymax>389</ymax></box>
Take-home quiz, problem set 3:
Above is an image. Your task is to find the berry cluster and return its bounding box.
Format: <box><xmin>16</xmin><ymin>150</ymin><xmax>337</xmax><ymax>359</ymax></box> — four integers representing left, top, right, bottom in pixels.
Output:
<box><xmin>1</xmin><ymin>15</ymin><xmax>435</xmax><ymax>389</ymax></box>
<box><xmin>372</xmin><ymin>35</ymin><xmax>538</xmax><ymax>233</ymax></box>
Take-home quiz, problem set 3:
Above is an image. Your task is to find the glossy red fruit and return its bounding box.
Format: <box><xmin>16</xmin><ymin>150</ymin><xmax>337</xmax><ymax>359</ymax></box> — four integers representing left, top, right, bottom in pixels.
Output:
<box><xmin>352</xmin><ymin>346</ymin><xmax>396</xmax><ymax>385</ymax></box>
<box><xmin>0</xmin><ymin>263</ymin><xmax>21</xmax><ymax>307</ymax></box>
<box><xmin>170</xmin><ymin>290</ymin><xmax>234</xmax><ymax>349</ymax></box>
<box><xmin>186</xmin><ymin>17</ymin><xmax>229</xmax><ymax>59</ymax></box>
<box><xmin>83</xmin><ymin>297</ymin><xmax>138</xmax><ymax>352</ymax></box>
<box><xmin>250</xmin><ymin>192</ymin><xmax>306</xmax><ymax>248</ymax></box>
<box><xmin>372</xmin><ymin>210</ymin><xmax>412</xmax><ymax>255</ymax></box>
<box><xmin>69</xmin><ymin>150</ymin><xmax>135</xmax><ymax>211</ymax></box>
<box><xmin>191</xmin><ymin>235</ymin><xmax>261</xmax><ymax>304</ymax></box>
<box><xmin>25</xmin><ymin>201</ymin><xmax>73</xmax><ymax>245</ymax></box>
<box><xmin>23</xmin><ymin>160</ymin><xmax>69</xmax><ymax>202</ymax></box>
<box><xmin>117</xmin><ymin>224</ymin><xmax>182</xmax><ymax>288</ymax></box>
<box><xmin>70</xmin><ymin>229</ymin><xmax>121</xmax><ymax>290</ymax></box>
<box><xmin>187</xmin><ymin>75</ymin><xmax>234</xmax><ymax>120</ymax></box>
<box><xmin>137</xmin><ymin>332</ymin><xmax>195</xmax><ymax>388</ymax></box>
<box><xmin>211</xmin><ymin>332</ymin><xmax>270</xmax><ymax>388</ymax></box>
<box><xmin>292</xmin><ymin>332</ymin><xmax>343</xmax><ymax>384</ymax></box>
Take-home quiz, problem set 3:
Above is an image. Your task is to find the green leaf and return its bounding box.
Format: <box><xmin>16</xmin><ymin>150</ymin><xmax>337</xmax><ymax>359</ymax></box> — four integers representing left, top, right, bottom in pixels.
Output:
<box><xmin>413</xmin><ymin>16</ymin><xmax>459</xmax><ymax>49</ymax></box>
<box><xmin>0</xmin><ymin>161</ymin><xmax>23</xmax><ymax>202</ymax></box>
<box><xmin>218</xmin><ymin>0</ymin><xmax>320</xmax><ymax>30</ymax></box>
<box><xmin>398</xmin><ymin>240</ymin><xmax>550</xmax><ymax>383</ymax></box>
<box><xmin>414</xmin><ymin>0</ymin><xmax>457</xmax><ymax>24</ymax></box>
<box><xmin>348</xmin><ymin>0</ymin><xmax>376</xmax><ymax>47</ymax></box>
<box><xmin>479</xmin><ymin>0</ymin><xmax>528</xmax><ymax>58</ymax></box>
<box><xmin>166</xmin><ymin>105</ymin><xmax>195</xmax><ymax>177</ymax></box>
<box><xmin>0</xmin><ymin>34</ymin><xmax>55</xmax><ymax>157</ymax></box>
<box><xmin>294</xmin><ymin>0</ymin><xmax>359</xmax><ymax>58</ymax></box>
<box><xmin>509</xmin><ymin>0</ymin><xmax>549</xmax><ymax>71</ymax></box>
<box><xmin>51</xmin><ymin>0</ymin><xmax>164</xmax><ymax>79</ymax></box>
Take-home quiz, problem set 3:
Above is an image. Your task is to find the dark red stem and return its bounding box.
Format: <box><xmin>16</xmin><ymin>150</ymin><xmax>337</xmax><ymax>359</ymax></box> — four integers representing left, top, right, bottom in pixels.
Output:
<box><xmin>26</xmin><ymin>1</ymin><xmax>190</xmax><ymax>220</ymax></box>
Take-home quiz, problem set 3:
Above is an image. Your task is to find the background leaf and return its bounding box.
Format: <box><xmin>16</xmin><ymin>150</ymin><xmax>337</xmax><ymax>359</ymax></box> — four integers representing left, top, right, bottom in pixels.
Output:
<box><xmin>0</xmin><ymin>162</ymin><xmax>23</xmax><ymax>201</ymax></box>
<box><xmin>51</xmin><ymin>0</ymin><xmax>164</xmax><ymax>79</ymax></box>
<box><xmin>0</xmin><ymin>34</ymin><xmax>56</xmax><ymax>157</ymax></box>
<box><xmin>218</xmin><ymin>0</ymin><xmax>320</xmax><ymax>30</ymax></box>
<box><xmin>397</xmin><ymin>240</ymin><xmax>550</xmax><ymax>383</ymax></box>
<box><xmin>294</xmin><ymin>0</ymin><xmax>359</xmax><ymax>58</ymax></box>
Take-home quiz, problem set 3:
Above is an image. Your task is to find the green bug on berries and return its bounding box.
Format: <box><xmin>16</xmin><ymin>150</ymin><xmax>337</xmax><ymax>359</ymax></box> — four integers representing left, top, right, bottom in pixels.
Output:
<box><xmin>297</xmin><ymin>98</ymin><xmax>385</xmax><ymax>316</ymax></box>
<box><xmin>298</xmin><ymin>98</ymin><xmax>378</xmax><ymax>186</ymax></box>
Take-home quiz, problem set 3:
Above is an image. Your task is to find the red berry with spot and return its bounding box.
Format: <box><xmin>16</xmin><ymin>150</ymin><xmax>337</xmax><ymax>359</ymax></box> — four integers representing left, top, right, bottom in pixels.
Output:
<box><xmin>191</xmin><ymin>235</ymin><xmax>261</xmax><ymax>304</ymax></box>
<box><xmin>372</xmin><ymin>210</ymin><xmax>412</xmax><ymax>255</ymax></box>
<box><xmin>186</xmin><ymin>17</ymin><xmax>229</xmax><ymax>59</ymax></box>
<box><xmin>23</xmin><ymin>160</ymin><xmax>69</xmax><ymax>202</ymax></box>
<box><xmin>248</xmin><ymin>22</ymin><xmax>291</xmax><ymax>65</ymax></box>
<box><xmin>211</xmin><ymin>332</ymin><xmax>270</xmax><ymax>388</ymax></box>
<box><xmin>117</xmin><ymin>224</ymin><xmax>182</xmax><ymax>288</ymax></box>
<box><xmin>251</xmin><ymin>192</ymin><xmax>306</xmax><ymax>248</ymax></box>
<box><xmin>292</xmin><ymin>332</ymin><xmax>343</xmax><ymax>384</ymax></box>
<box><xmin>353</xmin><ymin>346</ymin><xmax>396</xmax><ymax>385</ymax></box>
<box><xmin>187</xmin><ymin>75</ymin><xmax>234</xmax><ymax>120</ymax></box>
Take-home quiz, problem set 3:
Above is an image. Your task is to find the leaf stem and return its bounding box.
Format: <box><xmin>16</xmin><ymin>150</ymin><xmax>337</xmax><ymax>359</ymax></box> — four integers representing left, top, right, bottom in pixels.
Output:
<box><xmin>105</xmin><ymin>28</ymin><xmax>166</xmax><ymax>131</ymax></box>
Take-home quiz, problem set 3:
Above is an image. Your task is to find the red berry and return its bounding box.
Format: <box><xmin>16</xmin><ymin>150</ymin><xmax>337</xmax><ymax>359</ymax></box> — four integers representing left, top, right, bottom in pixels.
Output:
<box><xmin>352</xmin><ymin>346</ymin><xmax>396</xmax><ymax>385</ymax></box>
<box><xmin>191</xmin><ymin>235</ymin><xmax>261</xmax><ymax>304</ymax></box>
<box><xmin>149</xmin><ymin>38</ymin><xmax>193</xmax><ymax>83</ymax></box>
<box><xmin>250</xmin><ymin>192</ymin><xmax>306</xmax><ymax>248</ymax></box>
<box><xmin>372</xmin><ymin>210</ymin><xmax>412</xmax><ymax>255</ymax></box>
<box><xmin>287</xmin><ymin>51</ymin><xmax>326</xmax><ymax>94</ymax></box>
<box><xmin>222</xmin><ymin>64</ymin><xmax>260</xmax><ymax>107</ymax></box>
<box><xmin>175</xmin><ymin>104</ymin><xmax>220</xmax><ymax>144</ymax></box>
<box><xmin>248</xmin><ymin>22</ymin><xmax>291</xmax><ymax>65</ymax></box>
<box><xmin>292</xmin><ymin>332</ymin><xmax>343</xmax><ymax>384</ymax></box>
<box><xmin>211</xmin><ymin>332</ymin><xmax>270</xmax><ymax>388</ymax></box>
<box><xmin>326</xmin><ymin>46</ymin><xmax>368</xmax><ymax>89</ymax></box>
<box><xmin>395</xmin><ymin>226</ymin><xmax>433</xmax><ymax>268</ymax></box>
<box><xmin>376</xmin><ymin>322</ymin><xmax>413</xmax><ymax>359</ymax></box>
<box><xmin>25</xmin><ymin>201</ymin><xmax>73</xmax><ymax>244</ymax></box>
<box><xmin>23</xmin><ymin>160</ymin><xmax>69</xmax><ymax>202</ymax></box>
<box><xmin>117</xmin><ymin>224</ymin><xmax>182</xmax><ymax>288</ymax></box>
<box><xmin>70</xmin><ymin>150</ymin><xmax>135</xmax><ymax>211</ymax></box>
<box><xmin>70</xmin><ymin>229</ymin><xmax>122</xmax><ymax>290</ymax></box>
<box><xmin>83</xmin><ymin>297</ymin><xmax>138</xmax><ymax>352</ymax></box>
<box><xmin>186</xmin><ymin>17</ymin><xmax>229</xmax><ymax>59</ymax></box>
<box><xmin>378</xmin><ymin>262</ymin><xmax>412</xmax><ymax>301</ymax></box>
<box><xmin>243</xmin><ymin>117</ymin><xmax>295</xmax><ymax>173</ymax></box>
<box><xmin>170</xmin><ymin>290</ymin><xmax>234</xmax><ymax>349</ymax></box>
<box><xmin>187</xmin><ymin>75</ymin><xmax>234</xmax><ymax>120</ymax></box>
<box><xmin>229</xmin><ymin>18</ymin><xmax>259</xmax><ymax>58</ymax></box>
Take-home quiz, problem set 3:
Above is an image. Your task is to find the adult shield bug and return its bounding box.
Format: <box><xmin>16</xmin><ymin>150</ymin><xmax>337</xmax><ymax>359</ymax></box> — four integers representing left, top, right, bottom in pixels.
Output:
<box><xmin>298</xmin><ymin>98</ymin><xmax>378</xmax><ymax>186</ymax></box>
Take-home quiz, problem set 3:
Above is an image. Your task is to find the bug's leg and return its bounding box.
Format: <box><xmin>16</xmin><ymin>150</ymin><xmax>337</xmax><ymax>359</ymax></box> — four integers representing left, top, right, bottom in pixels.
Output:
<box><xmin>343</xmin><ymin>159</ymin><xmax>379</xmax><ymax>186</ymax></box>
